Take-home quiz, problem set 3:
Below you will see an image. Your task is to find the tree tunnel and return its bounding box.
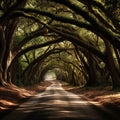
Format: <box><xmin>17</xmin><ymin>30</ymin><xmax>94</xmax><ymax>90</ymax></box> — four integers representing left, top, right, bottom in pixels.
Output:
<box><xmin>38</xmin><ymin>54</ymin><xmax>86</xmax><ymax>87</ymax></box>
<box><xmin>0</xmin><ymin>0</ymin><xmax>119</xmax><ymax>90</ymax></box>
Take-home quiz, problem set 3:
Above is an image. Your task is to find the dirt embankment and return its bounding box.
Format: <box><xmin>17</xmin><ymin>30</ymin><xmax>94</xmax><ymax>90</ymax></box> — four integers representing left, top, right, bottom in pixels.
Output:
<box><xmin>0</xmin><ymin>81</ymin><xmax>51</xmax><ymax>117</ymax></box>
<box><xmin>63</xmin><ymin>84</ymin><xmax>120</xmax><ymax>115</ymax></box>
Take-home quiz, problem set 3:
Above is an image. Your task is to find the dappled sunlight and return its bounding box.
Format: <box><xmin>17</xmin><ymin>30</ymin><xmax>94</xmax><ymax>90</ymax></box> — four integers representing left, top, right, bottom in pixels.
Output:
<box><xmin>0</xmin><ymin>100</ymin><xmax>17</xmax><ymax>106</ymax></box>
<box><xmin>13</xmin><ymin>97</ymin><xmax>100</xmax><ymax>119</ymax></box>
<box><xmin>0</xmin><ymin>106</ymin><xmax>6</xmax><ymax>110</ymax></box>
<box><xmin>0</xmin><ymin>99</ymin><xmax>17</xmax><ymax>111</ymax></box>
<box><xmin>99</xmin><ymin>93</ymin><xmax>120</xmax><ymax>98</ymax></box>
<box><xmin>88</xmin><ymin>101</ymin><xmax>101</xmax><ymax>106</ymax></box>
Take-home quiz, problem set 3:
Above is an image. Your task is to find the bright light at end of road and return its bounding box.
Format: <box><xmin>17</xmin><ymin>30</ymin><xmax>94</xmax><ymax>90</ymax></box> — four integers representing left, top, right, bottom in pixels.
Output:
<box><xmin>44</xmin><ymin>71</ymin><xmax>56</xmax><ymax>81</ymax></box>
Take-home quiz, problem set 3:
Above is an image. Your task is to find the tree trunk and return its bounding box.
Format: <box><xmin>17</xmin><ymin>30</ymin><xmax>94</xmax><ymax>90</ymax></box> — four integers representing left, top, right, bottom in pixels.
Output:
<box><xmin>114</xmin><ymin>48</ymin><xmax>120</xmax><ymax>69</ymax></box>
<box><xmin>2</xmin><ymin>19</ymin><xmax>18</xmax><ymax>83</ymax></box>
<box><xmin>0</xmin><ymin>0</ymin><xmax>28</xmax><ymax>85</ymax></box>
<box><xmin>85</xmin><ymin>52</ymin><xmax>99</xmax><ymax>86</ymax></box>
<box><xmin>105</xmin><ymin>40</ymin><xmax>120</xmax><ymax>89</ymax></box>
<box><xmin>0</xmin><ymin>26</ymin><xmax>6</xmax><ymax>86</ymax></box>
<box><xmin>0</xmin><ymin>65</ymin><xmax>5</xmax><ymax>86</ymax></box>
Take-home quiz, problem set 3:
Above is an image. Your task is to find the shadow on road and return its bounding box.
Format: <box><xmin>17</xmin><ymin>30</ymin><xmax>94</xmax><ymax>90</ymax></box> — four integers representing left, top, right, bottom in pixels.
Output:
<box><xmin>1</xmin><ymin>80</ymin><xmax>119</xmax><ymax>120</ymax></box>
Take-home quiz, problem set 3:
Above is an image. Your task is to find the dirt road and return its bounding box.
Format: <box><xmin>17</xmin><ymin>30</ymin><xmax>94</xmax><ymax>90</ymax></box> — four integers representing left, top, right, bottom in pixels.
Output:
<box><xmin>1</xmin><ymin>80</ymin><xmax>118</xmax><ymax>120</ymax></box>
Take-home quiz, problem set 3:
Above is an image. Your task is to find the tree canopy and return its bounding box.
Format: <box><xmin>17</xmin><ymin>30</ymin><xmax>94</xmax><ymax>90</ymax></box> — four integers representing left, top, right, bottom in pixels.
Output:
<box><xmin>0</xmin><ymin>0</ymin><xmax>120</xmax><ymax>89</ymax></box>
